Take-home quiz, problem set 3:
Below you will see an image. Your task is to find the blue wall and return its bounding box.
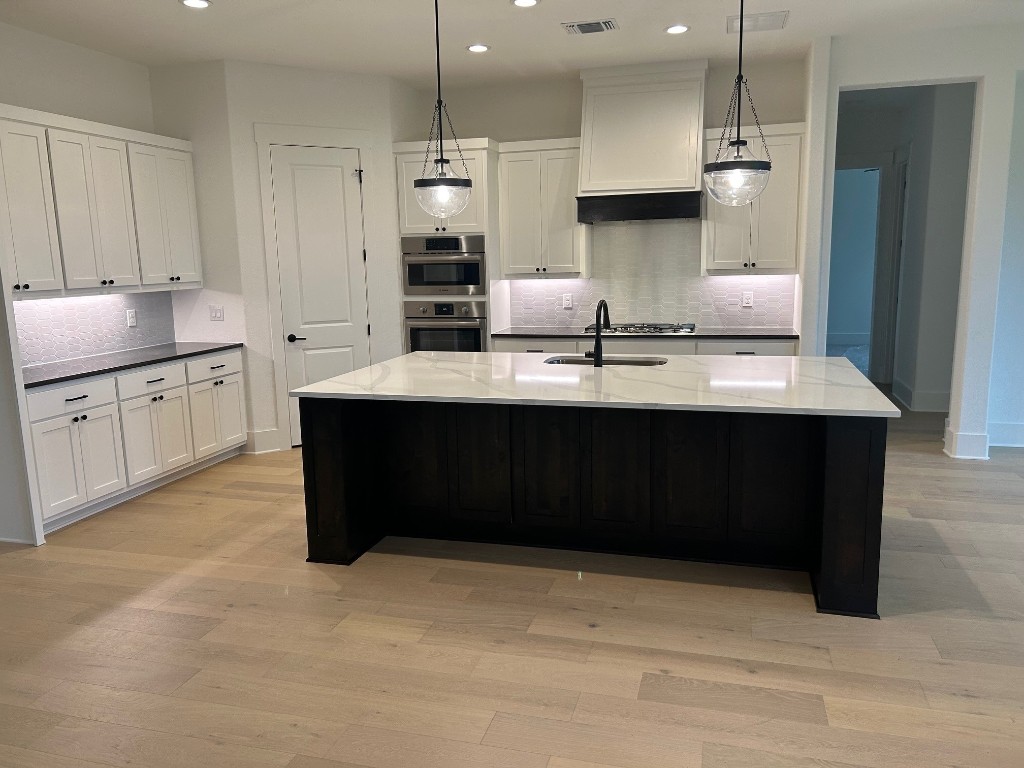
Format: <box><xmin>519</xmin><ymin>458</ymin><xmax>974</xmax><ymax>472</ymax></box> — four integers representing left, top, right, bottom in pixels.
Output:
<box><xmin>827</xmin><ymin>169</ymin><xmax>880</xmax><ymax>345</ymax></box>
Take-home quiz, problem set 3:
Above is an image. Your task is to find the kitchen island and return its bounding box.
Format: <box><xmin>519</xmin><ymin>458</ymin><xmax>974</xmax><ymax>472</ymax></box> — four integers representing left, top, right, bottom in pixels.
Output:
<box><xmin>292</xmin><ymin>352</ymin><xmax>900</xmax><ymax>617</ymax></box>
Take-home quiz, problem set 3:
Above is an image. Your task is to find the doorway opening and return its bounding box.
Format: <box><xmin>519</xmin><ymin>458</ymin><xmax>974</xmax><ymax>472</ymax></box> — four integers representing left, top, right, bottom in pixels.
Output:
<box><xmin>826</xmin><ymin>83</ymin><xmax>975</xmax><ymax>417</ymax></box>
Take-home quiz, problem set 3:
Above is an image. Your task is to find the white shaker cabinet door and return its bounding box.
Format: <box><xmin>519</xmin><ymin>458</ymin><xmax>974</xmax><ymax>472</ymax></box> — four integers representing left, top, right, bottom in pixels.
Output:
<box><xmin>88</xmin><ymin>137</ymin><xmax>140</xmax><ymax>287</ymax></box>
<box><xmin>131</xmin><ymin>144</ymin><xmax>202</xmax><ymax>285</ymax></box>
<box><xmin>540</xmin><ymin>149</ymin><xmax>582</xmax><ymax>274</ymax></box>
<box><xmin>0</xmin><ymin>121</ymin><xmax>64</xmax><ymax>292</ymax></box>
<box><xmin>396</xmin><ymin>151</ymin><xmax>485</xmax><ymax>234</ymax></box>
<box><xmin>31</xmin><ymin>415</ymin><xmax>87</xmax><ymax>519</ymax></box>
<box><xmin>157</xmin><ymin>386</ymin><xmax>194</xmax><ymax>472</ymax></box>
<box><xmin>216</xmin><ymin>374</ymin><xmax>247</xmax><ymax>448</ymax></box>
<box><xmin>77</xmin><ymin>402</ymin><xmax>127</xmax><ymax>501</ymax></box>
<box><xmin>188</xmin><ymin>379</ymin><xmax>220</xmax><ymax>460</ymax></box>
<box><xmin>120</xmin><ymin>395</ymin><xmax>163</xmax><ymax>485</ymax></box>
<box><xmin>752</xmin><ymin>133</ymin><xmax>801</xmax><ymax>271</ymax></box>
<box><xmin>49</xmin><ymin>129</ymin><xmax>104</xmax><ymax>289</ymax></box>
<box><xmin>499</xmin><ymin>152</ymin><xmax>542</xmax><ymax>274</ymax></box>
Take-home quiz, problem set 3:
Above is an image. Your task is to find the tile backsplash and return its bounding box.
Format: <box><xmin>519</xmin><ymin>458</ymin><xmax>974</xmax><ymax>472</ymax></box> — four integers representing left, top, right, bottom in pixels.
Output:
<box><xmin>14</xmin><ymin>293</ymin><xmax>176</xmax><ymax>366</ymax></box>
<box><xmin>508</xmin><ymin>219</ymin><xmax>796</xmax><ymax>329</ymax></box>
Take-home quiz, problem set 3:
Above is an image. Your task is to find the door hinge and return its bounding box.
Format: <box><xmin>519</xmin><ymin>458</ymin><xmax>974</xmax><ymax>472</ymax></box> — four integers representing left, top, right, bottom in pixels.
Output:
<box><xmin>363</xmin><ymin>249</ymin><xmax>367</xmax><ymax>262</ymax></box>
<box><xmin>356</xmin><ymin>168</ymin><xmax>364</xmax><ymax>184</ymax></box>
<box><xmin>367</xmin><ymin>323</ymin><xmax>371</xmax><ymax>336</ymax></box>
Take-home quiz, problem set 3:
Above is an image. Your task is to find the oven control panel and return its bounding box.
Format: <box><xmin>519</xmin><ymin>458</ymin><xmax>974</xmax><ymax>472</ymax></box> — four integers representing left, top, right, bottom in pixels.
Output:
<box><xmin>404</xmin><ymin>300</ymin><xmax>486</xmax><ymax>319</ymax></box>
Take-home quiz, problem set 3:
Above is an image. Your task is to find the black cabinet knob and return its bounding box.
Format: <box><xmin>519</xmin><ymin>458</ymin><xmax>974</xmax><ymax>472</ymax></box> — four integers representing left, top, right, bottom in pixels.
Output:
<box><xmin>158</xmin><ymin>395</ymin><xmax>164</xmax><ymax>401</ymax></box>
<box><xmin>751</xmin><ymin>262</ymin><xmax>756</xmax><ymax>268</ymax></box>
<box><xmin>72</xmin><ymin>416</ymin><xmax>79</xmax><ymax>423</ymax></box>
<box><xmin>542</xmin><ymin>268</ymin><xmax>547</xmax><ymax>272</ymax></box>
<box><xmin>743</xmin><ymin>263</ymin><xmax>749</xmax><ymax>268</ymax></box>
<box><xmin>169</xmin><ymin>276</ymin><xmax>175</xmax><ymax>282</ymax></box>
<box><xmin>175</xmin><ymin>276</ymin><xmax>181</xmax><ymax>281</ymax></box>
<box><xmin>152</xmin><ymin>396</ymin><xmax>158</xmax><ymax>402</ymax></box>
<box><xmin>535</xmin><ymin>268</ymin><xmax>540</xmax><ymax>272</ymax></box>
<box><xmin>13</xmin><ymin>284</ymin><xmax>20</xmax><ymax>291</ymax></box>
<box><xmin>109</xmin><ymin>278</ymin><xmax>115</xmax><ymax>284</ymax></box>
<box><xmin>434</xmin><ymin>227</ymin><xmax>440</xmax><ymax>232</ymax></box>
<box><xmin>287</xmin><ymin>334</ymin><xmax>307</xmax><ymax>343</ymax></box>
<box><xmin>101</xmin><ymin>280</ymin><xmax>108</xmax><ymax>285</ymax></box>
<box><xmin>80</xmin><ymin>414</ymin><xmax>87</xmax><ymax>420</ymax></box>
<box><xmin>23</xmin><ymin>283</ymin><xmax>29</xmax><ymax>290</ymax></box>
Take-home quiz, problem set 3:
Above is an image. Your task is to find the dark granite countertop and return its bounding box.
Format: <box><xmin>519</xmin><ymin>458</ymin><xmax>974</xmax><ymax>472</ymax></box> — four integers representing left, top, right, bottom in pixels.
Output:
<box><xmin>23</xmin><ymin>342</ymin><xmax>244</xmax><ymax>389</ymax></box>
<box><xmin>491</xmin><ymin>327</ymin><xmax>800</xmax><ymax>340</ymax></box>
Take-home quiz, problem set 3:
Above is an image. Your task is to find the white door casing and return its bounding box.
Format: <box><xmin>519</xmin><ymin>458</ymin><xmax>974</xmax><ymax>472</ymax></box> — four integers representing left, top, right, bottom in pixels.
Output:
<box><xmin>270</xmin><ymin>145</ymin><xmax>370</xmax><ymax>446</ymax></box>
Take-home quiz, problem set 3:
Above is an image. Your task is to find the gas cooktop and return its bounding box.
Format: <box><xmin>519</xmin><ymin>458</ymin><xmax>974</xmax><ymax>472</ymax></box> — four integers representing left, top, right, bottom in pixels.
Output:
<box><xmin>583</xmin><ymin>322</ymin><xmax>696</xmax><ymax>335</ymax></box>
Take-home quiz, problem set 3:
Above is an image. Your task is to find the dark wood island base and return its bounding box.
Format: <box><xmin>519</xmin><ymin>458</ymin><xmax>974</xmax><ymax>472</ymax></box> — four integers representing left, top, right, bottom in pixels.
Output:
<box><xmin>300</xmin><ymin>398</ymin><xmax>888</xmax><ymax>618</ymax></box>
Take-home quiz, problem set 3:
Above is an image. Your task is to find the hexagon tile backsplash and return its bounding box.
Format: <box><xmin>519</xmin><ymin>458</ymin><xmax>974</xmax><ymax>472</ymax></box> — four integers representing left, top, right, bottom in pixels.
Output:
<box><xmin>14</xmin><ymin>293</ymin><xmax>176</xmax><ymax>366</ymax></box>
<box><xmin>508</xmin><ymin>219</ymin><xmax>797</xmax><ymax>329</ymax></box>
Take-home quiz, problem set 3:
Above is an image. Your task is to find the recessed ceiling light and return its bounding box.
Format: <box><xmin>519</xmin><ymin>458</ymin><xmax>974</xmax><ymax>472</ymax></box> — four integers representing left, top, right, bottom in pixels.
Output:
<box><xmin>467</xmin><ymin>44</ymin><xmax>490</xmax><ymax>53</ymax></box>
<box><xmin>181</xmin><ymin>0</ymin><xmax>211</xmax><ymax>8</ymax></box>
<box><xmin>666</xmin><ymin>24</ymin><xmax>689</xmax><ymax>35</ymax></box>
<box><xmin>512</xmin><ymin>0</ymin><xmax>538</xmax><ymax>7</ymax></box>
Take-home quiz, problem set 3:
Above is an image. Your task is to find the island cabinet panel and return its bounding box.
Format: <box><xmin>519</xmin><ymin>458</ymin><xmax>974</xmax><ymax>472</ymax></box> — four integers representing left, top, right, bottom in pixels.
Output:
<box><xmin>301</xmin><ymin>398</ymin><xmax>385</xmax><ymax>564</ymax></box>
<box><xmin>727</xmin><ymin>414</ymin><xmax>820</xmax><ymax>567</ymax></box>
<box><xmin>580</xmin><ymin>409</ymin><xmax>651</xmax><ymax>539</ymax></box>
<box><xmin>650</xmin><ymin>411</ymin><xmax>730</xmax><ymax>551</ymax></box>
<box><xmin>511</xmin><ymin>406</ymin><xmax>582</xmax><ymax>530</ymax></box>
<box><xmin>386</xmin><ymin>401</ymin><xmax>450</xmax><ymax>534</ymax></box>
<box><xmin>446</xmin><ymin>403</ymin><xmax>512</xmax><ymax>527</ymax></box>
<box><xmin>814</xmin><ymin>416</ymin><xmax>887</xmax><ymax>618</ymax></box>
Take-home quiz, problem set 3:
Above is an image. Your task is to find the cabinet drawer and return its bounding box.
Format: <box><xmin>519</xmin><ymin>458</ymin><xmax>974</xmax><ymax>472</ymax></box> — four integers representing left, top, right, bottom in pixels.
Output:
<box><xmin>116</xmin><ymin>362</ymin><xmax>186</xmax><ymax>400</ymax></box>
<box><xmin>186</xmin><ymin>349</ymin><xmax>243</xmax><ymax>383</ymax></box>
<box><xmin>577</xmin><ymin>339</ymin><xmax>697</xmax><ymax>355</ymax></box>
<box><xmin>696</xmin><ymin>341</ymin><xmax>796</xmax><ymax>356</ymax></box>
<box><xmin>27</xmin><ymin>377</ymin><xmax>116</xmax><ymax>422</ymax></box>
<box><xmin>492</xmin><ymin>338</ymin><xmax>578</xmax><ymax>353</ymax></box>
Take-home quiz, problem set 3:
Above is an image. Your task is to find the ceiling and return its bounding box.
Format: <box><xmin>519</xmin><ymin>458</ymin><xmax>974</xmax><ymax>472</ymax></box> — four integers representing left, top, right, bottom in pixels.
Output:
<box><xmin>0</xmin><ymin>0</ymin><xmax>1021</xmax><ymax>87</ymax></box>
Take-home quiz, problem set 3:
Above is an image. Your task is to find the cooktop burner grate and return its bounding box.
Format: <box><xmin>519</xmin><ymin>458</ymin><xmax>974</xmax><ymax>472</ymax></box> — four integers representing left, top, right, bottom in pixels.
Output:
<box><xmin>583</xmin><ymin>322</ymin><xmax>696</xmax><ymax>334</ymax></box>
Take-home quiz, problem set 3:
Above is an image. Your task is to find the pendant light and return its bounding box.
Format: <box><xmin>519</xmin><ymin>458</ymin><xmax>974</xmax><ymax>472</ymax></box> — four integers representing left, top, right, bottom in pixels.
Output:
<box><xmin>414</xmin><ymin>0</ymin><xmax>472</xmax><ymax>222</ymax></box>
<box><xmin>703</xmin><ymin>0</ymin><xmax>772</xmax><ymax>206</ymax></box>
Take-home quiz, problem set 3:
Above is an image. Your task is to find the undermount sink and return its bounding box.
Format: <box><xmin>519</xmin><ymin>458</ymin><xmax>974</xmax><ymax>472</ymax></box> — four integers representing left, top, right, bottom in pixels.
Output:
<box><xmin>544</xmin><ymin>356</ymin><xmax>668</xmax><ymax>367</ymax></box>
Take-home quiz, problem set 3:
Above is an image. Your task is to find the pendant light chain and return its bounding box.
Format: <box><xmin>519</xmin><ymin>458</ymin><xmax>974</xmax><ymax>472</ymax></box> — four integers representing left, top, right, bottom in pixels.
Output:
<box><xmin>744</xmin><ymin>78</ymin><xmax>772</xmax><ymax>163</ymax></box>
<box><xmin>442</xmin><ymin>103</ymin><xmax>470</xmax><ymax>178</ymax></box>
<box><xmin>713</xmin><ymin>78</ymin><xmax>742</xmax><ymax>163</ymax></box>
<box><xmin>421</xmin><ymin>107</ymin><xmax>439</xmax><ymax>178</ymax></box>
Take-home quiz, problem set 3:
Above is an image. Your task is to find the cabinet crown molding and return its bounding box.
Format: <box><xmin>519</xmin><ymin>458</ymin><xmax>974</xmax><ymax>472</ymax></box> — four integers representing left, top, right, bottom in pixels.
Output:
<box><xmin>0</xmin><ymin>102</ymin><xmax>192</xmax><ymax>152</ymax></box>
<box><xmin>580</xmin><ymin>60</ymin><xmax>709</xmax><ymax>86</ymax></box>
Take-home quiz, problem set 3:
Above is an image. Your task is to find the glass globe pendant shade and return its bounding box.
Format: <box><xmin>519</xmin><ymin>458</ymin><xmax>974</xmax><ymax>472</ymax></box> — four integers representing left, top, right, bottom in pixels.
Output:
<box><xmin>414</xmin><ymin>159</ymin><xmax>472</xmax><ymax>219</ymax></box>
<box><xmin>703</xmin><ymin>140</ymin><xmax>771</xmax><ymax>206</ymax></box>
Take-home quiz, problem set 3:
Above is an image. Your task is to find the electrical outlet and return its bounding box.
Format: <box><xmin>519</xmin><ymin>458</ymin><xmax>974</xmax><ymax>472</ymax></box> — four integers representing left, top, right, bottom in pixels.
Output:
<box><xmin>126</xmin><ymin>309</ymin><xmax>137</xmax><ymax>328</ymax></box>
<box><xmin>742</xmin><ymin>291</ymin><xmax>755</xmax><ymax>308</ymax></box>
<box><xmin>562</xmin><ymin>293</ymin><xmax>573</xmax><ymax>309</ymax></box>
<box><xmin>209</xmin><ymin>305</ymin><xmax>225</xmax><ymax>322</ymax></box>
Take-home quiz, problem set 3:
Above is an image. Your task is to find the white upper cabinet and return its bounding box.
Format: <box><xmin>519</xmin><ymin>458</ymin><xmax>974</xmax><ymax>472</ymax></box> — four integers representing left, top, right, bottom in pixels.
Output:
<box><xmin>0</xmin><ymin>122</ymin><xmax>64</xmax><ymax>293</ymax></box>
<box><xmin>499</xmin><ymin>141</ymin><xmax>588</xmax><ymax>277</ymax></box>
<box><xmin>396</xmin><ymin>151</ymin><xmax>485</xmax><ymax>234</ymax></box>
<box><xmin>579</xmin><ymin>62</ymin><xmax>707</xmax><ymax>195</ymax></box>
<box><xmin>49</xmin><ymin>130</ymin><xmax>140</xmax><ymax>289</ymax></box>
<box><xmin>703</xmin><ymin>124</ymin><xmax>804</xmax><ymax>274</ymax></box>
<box><xmin>129</xmin><ymin>144</ymin><xmax>202</xmax><ymax>285</ymax></box>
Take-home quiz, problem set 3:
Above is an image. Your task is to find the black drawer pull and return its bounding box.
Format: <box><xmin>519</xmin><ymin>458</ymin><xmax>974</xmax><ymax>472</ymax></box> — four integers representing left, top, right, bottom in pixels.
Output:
<box><xmin>146</xmin><ymin>377</ymin><xmax>165</xmax><ymax>384</ymax></box>
<box><xmin>526</xmin><ymin>349</ymin><xmax>543</xmax><ymax>353</ymax></box>
<box><xmin>65</xmin><ymin>394</ymin><xmax>89</xmax><ymax>402</ymax></box>
<box><xmin>735</xmin><ymin>351</ymin><xmax>756</xmax><ymax>355</ymax></box>
<box><xmin>210</xmin><ymin>364</ymin><xmax>226</xmax><ymax>370</ymax></box>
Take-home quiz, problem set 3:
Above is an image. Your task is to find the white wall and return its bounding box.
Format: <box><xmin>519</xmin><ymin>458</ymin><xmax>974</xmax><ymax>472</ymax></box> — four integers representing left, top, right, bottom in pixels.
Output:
<box><xmin>223</xmin><ymin>61</ymin><xmax>404</xmax><ymax>451</ymax></box>
<box><xmin>989</xmin><ymin>71</ymin><xmax>1024</xmax><ymax>446</ymax></box>
<box><xmin>0</xmin><ymin>21</ymin><xmax>153</xmax><ymax>131</ymax></box>
<box><xmin>706</xmin><ymin>58</ymin><xmax>807</xmax><ymax>130</ymax></box>
<box><xmin>827</xmin><ymin>169</ymin><xmax>879</xmax><ymax>346</ymax></box>
<box><xmin>804</xmin><ymin>24</ymin><xmax>1024</xmax><ymax>458</ymax></box>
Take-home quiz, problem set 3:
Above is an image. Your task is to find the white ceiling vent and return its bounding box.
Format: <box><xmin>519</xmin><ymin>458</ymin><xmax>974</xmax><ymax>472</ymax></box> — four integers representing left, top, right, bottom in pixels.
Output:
<box><xmin>562</xmin><ymin>19</ymin><xmax>619</xmax><ymax>36</ymax></box>
<box><xmin>727</xmin><ymin>10</ymin><xmax>789</xmax><ymax>33</ymax></box>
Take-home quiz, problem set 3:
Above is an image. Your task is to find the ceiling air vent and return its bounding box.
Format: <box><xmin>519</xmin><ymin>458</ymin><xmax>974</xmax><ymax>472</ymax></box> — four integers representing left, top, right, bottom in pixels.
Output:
<box><xmin>562</xmin><ymin>19</ymin><xmax>619</xmax><ymax>35</ymax></box>
<box><xmin>726</xmin><ymin>10</ymin><xmax>789</xmax><ymax>33</ymax></box>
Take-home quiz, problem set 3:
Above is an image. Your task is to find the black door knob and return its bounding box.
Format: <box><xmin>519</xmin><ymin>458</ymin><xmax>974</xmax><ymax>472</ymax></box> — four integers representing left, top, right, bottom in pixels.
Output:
<box><xmin>287</xmin><ymin>334</ymin><xmax>307</xmax><ymax>343</ymax></box>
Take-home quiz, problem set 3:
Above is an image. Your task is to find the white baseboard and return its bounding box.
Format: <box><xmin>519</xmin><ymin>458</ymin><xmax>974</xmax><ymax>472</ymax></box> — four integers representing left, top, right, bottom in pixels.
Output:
<box><xmin>42</xmin><ymin>447</ymin><xmax>243</xmax><ymax>536</ymax></box>
<box><xmin>943</xmin><ymin>426</ymin><xmax>989</xmax><ymax>460</ymax></box>
<box><xmin>890</xmin><ymin>378</ymin><xmax>949</xmax><ymax>412</ymax></box>
<box><xmin>989</xmin><ymin>422</ymin><xmax>1024</xmax><ymax>447</ymax></box>
<box><xmin>0</xmin><ymin>535</ymin><xmax>34</xmax><ymax>545</ymax></box>
<box><xmin>246</xmin><ymin>427</ymin><xmax>284</xmax><ymax>454</ymax></box>
<box><xmin>826</xmin><ymin>333</ymin><xmax>870</xmax><ymax>346</ymax></box>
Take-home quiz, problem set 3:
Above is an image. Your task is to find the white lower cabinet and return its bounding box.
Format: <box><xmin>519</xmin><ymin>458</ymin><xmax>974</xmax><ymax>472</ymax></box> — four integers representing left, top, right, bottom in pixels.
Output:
<box><xmin>696</xmin><ymin>340</ymin><xmax>797</xmax><ymax>356</ymax></box>
<box><xmin>188</xmin><ymin>372</ymin><xmax>246</xmax><ymax>461</ymax></box>
<box><xmin>577</xmin><ymin>339</ymin><xmax>698</xmax><ymax>356</ymax></box>
<box><xmin>491</xmin><ymin>338</ymin><xmax>579</xmax><ymax>353</ymax></box>
<box><xmin>31</xmin><ymin>402</ymin><xmax>126</xmax><ymax>520</ymax></box>
<box><xmin>120</xmin><ymin>385</ymin><xmax>194</xmax><ymax>484</ymax></box>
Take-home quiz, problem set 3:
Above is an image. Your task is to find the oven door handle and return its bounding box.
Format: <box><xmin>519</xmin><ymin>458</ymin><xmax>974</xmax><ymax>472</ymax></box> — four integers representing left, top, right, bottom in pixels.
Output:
<box><xmin>405</xmin><ymin>319</ymin><xmax>486</xmax><ymax>328</ymax></box>
<box><xmin>402</xmin><ymin>254</ymin><xmax>483</xmax><ymax>264</ymax></box>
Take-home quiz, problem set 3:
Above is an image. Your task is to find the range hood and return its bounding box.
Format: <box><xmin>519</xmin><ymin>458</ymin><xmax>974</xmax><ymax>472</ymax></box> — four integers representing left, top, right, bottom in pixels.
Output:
<box><xmin>576</xmin><ymin>191</ymin><xmax>702</xmax><ymax>224</ymax></box>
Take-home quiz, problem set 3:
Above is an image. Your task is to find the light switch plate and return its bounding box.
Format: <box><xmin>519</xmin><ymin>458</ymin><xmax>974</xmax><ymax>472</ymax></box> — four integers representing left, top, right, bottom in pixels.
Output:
<box><xmin>209</xmin><ymin>305</ymin><xmax>225</xmax><ymax>322</ymax></box>
<box><xmin>126</xmin><ymin>309</ymin><xmax>137</xmax><ymax>328</ymax></box>
<box><xmin>742</xmin><ymin>291</ymin><xmax>754</xmax><ymax>308</ymax></box>
<box><xmin>562</xmin><ymin>293</ymin><xmax>573</xmax><ymax>309</ymax></box>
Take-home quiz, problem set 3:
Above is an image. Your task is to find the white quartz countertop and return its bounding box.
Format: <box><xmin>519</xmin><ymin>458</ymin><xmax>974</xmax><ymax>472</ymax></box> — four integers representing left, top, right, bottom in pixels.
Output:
<box><xmin>291</xmin><ymin>352</ymin><xmax>901</xmax><ymax>419</ymax></box>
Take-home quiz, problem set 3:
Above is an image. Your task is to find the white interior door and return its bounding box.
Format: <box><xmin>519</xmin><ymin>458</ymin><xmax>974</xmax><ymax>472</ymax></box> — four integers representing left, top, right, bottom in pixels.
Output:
<box><xmin>271</xmin><ymin>145</ymin><xmax>369</xmax><ymax>446</ymax></box>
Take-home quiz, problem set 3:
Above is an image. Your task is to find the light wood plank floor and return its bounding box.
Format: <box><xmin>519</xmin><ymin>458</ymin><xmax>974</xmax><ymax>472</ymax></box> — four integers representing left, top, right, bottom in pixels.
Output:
<box><xmin>1</xmin><ymin>413</ymin><xmax>1023</xmax><ymax>768</ymax></box>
